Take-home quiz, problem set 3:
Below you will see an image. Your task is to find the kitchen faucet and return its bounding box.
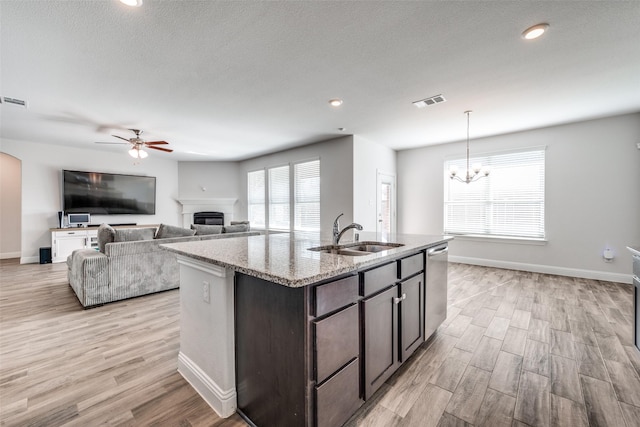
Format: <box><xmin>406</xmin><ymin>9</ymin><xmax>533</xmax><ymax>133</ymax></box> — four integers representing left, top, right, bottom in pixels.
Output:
<box><xmin>332</xmin><ymin>213</ymin><xmax>363</xmax><ymax>245</ymax></box>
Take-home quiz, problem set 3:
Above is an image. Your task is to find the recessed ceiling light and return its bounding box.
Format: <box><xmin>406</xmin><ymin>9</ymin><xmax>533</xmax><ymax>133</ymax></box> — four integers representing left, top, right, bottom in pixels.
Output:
<box><xmin>329</xmin><ymin>99</ymin><xmax>343</xmax><ymax>107</ymax></box>
<box><xmin>338</xmin><ymin>127</ymin><xmax>346</xmax><ymax>132</ymax></box>
<box><xmin>120</xmin><ymin>0</ymin><xmax>143</xmax><ymax>7</ymax></box>
<box><xmin>522</xmin><ymin>23</ymin><xmax>549</xmax><ymax>40</ymax></box>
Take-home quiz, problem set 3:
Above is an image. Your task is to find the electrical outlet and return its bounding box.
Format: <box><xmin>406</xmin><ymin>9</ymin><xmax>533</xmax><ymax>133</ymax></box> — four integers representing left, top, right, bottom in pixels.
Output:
<box><xmin>202</xmin><ymin>281</ymin><xmax>210</xmax><ymax>303</ymax></box>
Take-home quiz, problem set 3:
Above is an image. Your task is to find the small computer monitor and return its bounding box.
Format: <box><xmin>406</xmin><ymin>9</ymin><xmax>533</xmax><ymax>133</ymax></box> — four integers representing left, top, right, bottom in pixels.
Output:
<box><xmin>67</xmin><ymin>213</ymin><xmax>90</xmax><ymax>227</ymax></box>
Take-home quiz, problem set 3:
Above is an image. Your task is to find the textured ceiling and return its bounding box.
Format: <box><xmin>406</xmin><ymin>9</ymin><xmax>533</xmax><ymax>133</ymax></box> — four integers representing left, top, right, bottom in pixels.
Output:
<box><xmin>2</xmin><ymin>1</ymin><xmax>639</xmax><ymax>161</ymax></box>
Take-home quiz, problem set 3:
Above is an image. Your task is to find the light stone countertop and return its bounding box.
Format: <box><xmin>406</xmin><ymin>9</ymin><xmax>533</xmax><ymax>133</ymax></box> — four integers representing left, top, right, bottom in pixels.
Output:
<box><xmin>628</xmin><ymin>246</ymin><xmax>640</xmax><ymax>257</ymax></box>
<box><xmin>162</xmin><ymin>231</ymin><xmax>452</xmax><ymax>287</ymax></box>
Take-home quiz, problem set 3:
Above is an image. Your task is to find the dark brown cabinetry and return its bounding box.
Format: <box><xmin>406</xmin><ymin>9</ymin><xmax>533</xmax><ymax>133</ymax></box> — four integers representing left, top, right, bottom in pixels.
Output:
<box><xmin>361</xmin><ymin>255</ymin><xmax>425</xmax><ymax>399</ymax></box>
<box><xmin>362</xmin><ymin>284</ymin><xmax>400</xmax><ymax>399</ymax></box>
<box><xmin>633</xmin><ymin>253</ymin><xmax>639</xmax><ymax>352</ymax></box>
<box><xmin>235</xmin><ymin>246</ymin><xmax>439</xmax><ymax>427</ymax></box>
<box><xmin>399</xmin><ymin>274</ymin><xmax>424</xmax><ymax>361</ymax></box>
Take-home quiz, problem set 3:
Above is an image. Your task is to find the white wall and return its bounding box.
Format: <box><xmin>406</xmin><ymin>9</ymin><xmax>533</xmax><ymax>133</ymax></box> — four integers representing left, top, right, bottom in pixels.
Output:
<box><xmin>353</xmin><ymin>136</ymin><xmax>397</xmax><ymax>231</ymax></box>
<box><xmin>1</xmin><ymin>139</ymin><xmax>180</xmax><ymax>263</ymax></box>
<box><xmin>239</xmin><ymin>136</ymin><xmax>354</xmax><ymax>238</ymax></box>
<box><xmin>0</xmin><ymin>153</ymin><xmax>22</xmax><ymax>259</ymax></box>
<box><xmin>398</xmin><ymin>113</ymin><xmax>640</xmax><ymax>283</ymax></box>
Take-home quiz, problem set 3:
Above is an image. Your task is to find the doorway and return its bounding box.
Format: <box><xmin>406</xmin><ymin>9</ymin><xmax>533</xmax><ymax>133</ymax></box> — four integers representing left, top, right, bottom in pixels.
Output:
<box><xmin>0</xmin><ymin>153</ymin><xmax>22</xmax><ymax>259</ymax></box>
<box><xmin>376</xmin><ymin>171</ymin><xmax>396</xmax><ymax>238</ymax></box>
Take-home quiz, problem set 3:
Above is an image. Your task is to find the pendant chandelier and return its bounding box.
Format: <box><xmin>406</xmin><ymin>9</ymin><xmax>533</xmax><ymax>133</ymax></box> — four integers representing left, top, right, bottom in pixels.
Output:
<box><xmin>449</xmin><ymin>110</ymin><xmax>489</xmax><ymax>183</ymax></box>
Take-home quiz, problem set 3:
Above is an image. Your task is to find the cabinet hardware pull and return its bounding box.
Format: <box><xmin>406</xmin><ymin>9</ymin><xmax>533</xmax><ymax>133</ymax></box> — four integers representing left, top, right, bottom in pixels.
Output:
<box><xmin>393</xmin><ymin>293</ymin><xmax>407</xmax><ymax>304</ymax></box>
<box><xmin>428</xmin><ymin>247</ymin><xmax>448</xmax><ymax>256</ymax></box>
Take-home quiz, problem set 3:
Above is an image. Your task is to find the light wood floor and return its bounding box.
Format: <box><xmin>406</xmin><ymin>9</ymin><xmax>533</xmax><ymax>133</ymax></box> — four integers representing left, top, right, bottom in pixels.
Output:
<box><xmin>1</xmin><ymin>260</ymin><xmax>638</xmax><ymax>426</ymax></box>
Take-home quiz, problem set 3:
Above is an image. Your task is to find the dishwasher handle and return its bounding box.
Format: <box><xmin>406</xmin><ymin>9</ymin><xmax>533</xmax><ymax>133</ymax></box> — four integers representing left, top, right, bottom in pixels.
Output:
<box><xmin>427</xmin><ymin>246</ymin><xmax>449</xmax><ymax>257</ymax></box>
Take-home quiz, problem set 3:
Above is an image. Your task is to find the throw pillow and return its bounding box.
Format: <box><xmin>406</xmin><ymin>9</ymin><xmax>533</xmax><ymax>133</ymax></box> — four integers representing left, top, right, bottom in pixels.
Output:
<box><xmin>114</xmin><ymin>228</ymin><xmax>156</xmax><ymax>242</ymax></box>
<box><xmin>223</xmin><ymin>224</ymin><xmax>249</xmax><ymax>233</ymax></box>
<box><xmin>97</xmin><ymin>223</ymin><xmax>115</xmax><ymax>253</ymax></box>
<box><xmin>156</xmin><ymin>223</ymin><xmax>196</xmax><ymax>239</ymax></box>
<box><xmin>191</xmin><ymin>224</ymin><xmax>223</xmax><ymax>235</ymax></box>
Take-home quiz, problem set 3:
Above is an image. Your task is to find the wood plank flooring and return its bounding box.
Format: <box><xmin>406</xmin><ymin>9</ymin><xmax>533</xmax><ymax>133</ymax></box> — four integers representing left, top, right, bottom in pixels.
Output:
<box><xmin>1</xmin><ymin>260</ymin><xmax>638</xmax><ymax>426</ymax></box>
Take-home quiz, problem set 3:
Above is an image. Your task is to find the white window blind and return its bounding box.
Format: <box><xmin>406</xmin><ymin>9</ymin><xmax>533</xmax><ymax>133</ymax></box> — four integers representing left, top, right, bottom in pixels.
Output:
<box><xmin>247</xmin><ymin>170</ymin><xmax>265</xmax><ymax>228</ymax></box>
<box><xmin>444</xmin><ymin>148</ymin><xmax>545</xmax><ymax>239</ymax></box>
<box><xmin>268</xmin><ymin>165</ymin><xmax>290</xmax><ymax>230</ymax></box>
<box><xmin>294</xmin><ymin>160</ymin><xmax>320</xmax><ymax>231</ymax></box>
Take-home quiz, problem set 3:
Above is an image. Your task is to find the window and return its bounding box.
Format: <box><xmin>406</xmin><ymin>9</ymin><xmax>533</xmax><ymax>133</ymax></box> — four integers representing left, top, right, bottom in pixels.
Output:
<box><xmin>247</xmin><ymin>170</ymin><xmax>265</xmax><ymax>229</ymax></box>
<box><xmin>294</xmin><ymin>160</ymin><xmax>320</xmax><ymax>231</ymax></box>
<box><xmin>247</xmin><ymin>159</ymin><xmax>320</xmax><ymax>232</ymax></box>
<box><xmin>269</xmin><ymin>165</ymin><xmax>290</xmax><ymax>230</ymax></box>
<box><xmin>444</xmin><ymin>148</ymin><xmax>545</xmax><ymax>239</ymax></box>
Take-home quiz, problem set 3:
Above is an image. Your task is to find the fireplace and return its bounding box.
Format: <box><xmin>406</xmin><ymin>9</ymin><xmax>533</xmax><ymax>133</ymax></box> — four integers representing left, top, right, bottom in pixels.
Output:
<box><xmin>177</xmin><ymin>198</ymin><xmax>237</xmax><ymax>228</ymax></box>
<box><xmin>194</xmin><ymin>211</ymin><xmax>224</xmax><ymax>225</ymax></box>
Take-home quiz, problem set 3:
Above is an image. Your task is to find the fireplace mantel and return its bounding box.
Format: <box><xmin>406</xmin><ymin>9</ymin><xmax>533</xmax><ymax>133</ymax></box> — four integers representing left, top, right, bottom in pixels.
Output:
<box><xmin>177</xmin><ymin>198</ymin><xmax>237</xmax><ymax>227</ymax></box>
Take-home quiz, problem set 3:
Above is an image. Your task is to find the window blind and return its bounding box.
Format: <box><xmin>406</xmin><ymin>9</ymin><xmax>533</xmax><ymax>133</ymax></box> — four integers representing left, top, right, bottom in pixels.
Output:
<box><xmin>294</xmin><ymin>160</ymin><xmax>320</xmax><ymax>231</ymax></box>
<box><xmin>268</xmin><ymin>165</ymin><xmax>290</xmax><ymax>230</ymax></box>
<box><xmin>247</xmin><ymin>170</ymin><xmax>265</xmax><ymax>228</ymax></box>
<box><xmin>444</xmin><ymin>148</ymin><xmax>545</xmax><ymax>239</ymax></box>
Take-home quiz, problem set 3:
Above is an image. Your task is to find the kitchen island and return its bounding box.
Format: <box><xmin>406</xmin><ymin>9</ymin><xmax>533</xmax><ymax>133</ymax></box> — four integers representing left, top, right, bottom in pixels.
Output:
<box><xmin>162</xmin><ymin>231</ymin><xmax>452</xmax><ymax>427</ymax></box>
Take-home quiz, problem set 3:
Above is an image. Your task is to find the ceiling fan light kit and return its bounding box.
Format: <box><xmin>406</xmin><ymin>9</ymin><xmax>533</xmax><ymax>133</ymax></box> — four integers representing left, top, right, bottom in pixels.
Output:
<box><xmin>95</xmin><ymin>128</ymin><xmax>173</xmax><ymax>160</ymax></box>
<box><xmin>129</xmin><ymin>148</ymin><xmax>148</xmax><ymax>159</ymax></box>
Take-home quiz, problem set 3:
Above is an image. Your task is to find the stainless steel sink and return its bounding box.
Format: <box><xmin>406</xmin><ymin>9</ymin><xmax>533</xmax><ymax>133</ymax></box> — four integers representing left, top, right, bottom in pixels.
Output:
<box><xmin>308</xmin><ymin>241</ymin><xmax>404</xmax><ymax>256</ymax></box>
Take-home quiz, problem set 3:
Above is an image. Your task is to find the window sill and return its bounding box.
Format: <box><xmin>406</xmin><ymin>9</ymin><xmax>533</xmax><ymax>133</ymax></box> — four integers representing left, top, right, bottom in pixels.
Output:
<box><xmin>450</xmin><ymin>234</ymin><xmax>547</xmax><ymax>246</ymax></box>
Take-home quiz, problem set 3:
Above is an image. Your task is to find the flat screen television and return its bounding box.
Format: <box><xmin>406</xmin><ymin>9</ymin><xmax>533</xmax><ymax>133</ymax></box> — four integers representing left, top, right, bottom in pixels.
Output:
<box><xmin>63</xmin><ymin>170</ymin><xmax>156</xmax><ymax>215</ymax></box>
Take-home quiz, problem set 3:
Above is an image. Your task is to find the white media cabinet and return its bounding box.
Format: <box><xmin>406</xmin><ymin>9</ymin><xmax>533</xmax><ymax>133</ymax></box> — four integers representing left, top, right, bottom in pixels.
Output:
<box><xmin>50</xmin><ymin>228</ymin><xmax>98</xmax><ymax>263</ymax></box>
<box><xmin>50</xmin><ymin>224</ymin><xmax>157</xmax><ymax>263</ymax></box>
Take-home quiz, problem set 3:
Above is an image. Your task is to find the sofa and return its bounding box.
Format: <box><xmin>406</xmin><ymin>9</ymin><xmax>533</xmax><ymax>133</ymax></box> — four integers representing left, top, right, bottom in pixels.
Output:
<box><xmin>67</xmin><ymin>223</ymin><xmax>257</xmax><ymax>308</ymax></box>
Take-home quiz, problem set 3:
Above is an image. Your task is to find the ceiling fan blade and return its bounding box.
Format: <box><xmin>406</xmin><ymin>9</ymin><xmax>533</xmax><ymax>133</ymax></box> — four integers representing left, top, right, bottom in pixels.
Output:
<box><xmin>95</xmin><ymin>141</ymin><xmax>129</xmax><ymax>145</ymax></box>
<box><xmin>147</xmin><ymin>146</ymin><xmax>173</xmax><ymax>153</ymax></box>
<box><xmin>112</xmin><ymin>135</ymin><xmax>131</xmax><ymax>142</ymax></box>
<box><xmin>145</xmin><ymin>140</ymin><xmax>169</xmax><ymax>145</ymax></box>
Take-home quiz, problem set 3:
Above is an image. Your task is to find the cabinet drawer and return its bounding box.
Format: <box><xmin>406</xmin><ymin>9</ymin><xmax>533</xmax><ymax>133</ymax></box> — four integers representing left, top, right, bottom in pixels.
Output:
<box><xmin>315</xmin><ymin>358</ymin><xmax>362</xmax><ymax>427</ymax></box>
<box><xmin>362</xmin><ymin>262</ymin><xmax>397</xmax><ymax>297</ymax></box>
<box><xmin>314</xmin><ymin>304</ymin><xmax>359</xmax><ymax>384</ymax></box>
<box><xmin>55</xmin><ymin>230</ymin><xmax>86</xmax><ymax>237</ymax></box>
<box><xmin>398</xmin><ymin>252</ymin><xmax>424</xmax><ymax>279</ymax></box>
<box><xmin>314</xmin><ymin>275</ymin><xmax>359</xmax><ymax>317</ymax></box>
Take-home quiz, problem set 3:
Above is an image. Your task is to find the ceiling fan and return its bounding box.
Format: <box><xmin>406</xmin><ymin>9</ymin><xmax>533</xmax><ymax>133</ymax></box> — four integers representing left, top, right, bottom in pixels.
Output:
<box><xmin>95</xmin><ymin>129</ymin><xmax>173</xmax><ymax>159</ymax></box>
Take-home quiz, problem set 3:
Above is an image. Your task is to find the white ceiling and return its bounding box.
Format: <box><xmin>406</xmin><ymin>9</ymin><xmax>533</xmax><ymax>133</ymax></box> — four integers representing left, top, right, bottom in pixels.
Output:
<box><xmin>2</xmin><ymin>1</ymin><xmax>639</xmax><ymax>161</ymax></box>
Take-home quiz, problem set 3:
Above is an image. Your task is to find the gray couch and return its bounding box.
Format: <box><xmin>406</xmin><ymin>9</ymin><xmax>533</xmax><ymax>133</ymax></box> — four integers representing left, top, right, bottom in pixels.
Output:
<box><xmin>67</xmin><ymin>223</ymin><xmax>257</xmax><ymax>308</ymax></box>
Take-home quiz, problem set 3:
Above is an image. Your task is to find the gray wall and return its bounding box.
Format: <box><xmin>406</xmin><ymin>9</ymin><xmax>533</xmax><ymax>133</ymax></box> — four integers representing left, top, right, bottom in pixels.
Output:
<box><xmin>238</xmin><ymin>136</ymin><xmax>354</xmax><ymax>238</ymax></box>
<box><xmin>397</xmin><ymin>113</ymin><xmax>640</xmax><ymax>282</ymax></box>
<box><xmin>353</xmin><ymin>136</ymin><xmax>397</xmax><ymax>232</ymax></box>
<box><xmin>1</xmin><ymin>139</ymin><xmax>181</xmax><ymax>263</ymax></box>
<box><xmin>177</xmin><ymin>161</ymin><xmax>242</xmax><ymax>219</ymax></box>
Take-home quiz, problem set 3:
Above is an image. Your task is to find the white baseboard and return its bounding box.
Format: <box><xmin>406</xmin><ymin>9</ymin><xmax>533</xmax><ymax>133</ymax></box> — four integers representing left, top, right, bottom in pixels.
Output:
<box><xmin>20</xmin><ymin>256</ymin><xmax>39</xmax><ymax>264</ymax></box>
<box><xmin>449</xmin><ymin>256</ymin><xmax>633</xmax><ymax>285</ymax></box>
<box><xmin>177</xmin><ymin>352</ymin><xmax>237</xmax><ymax>418</ymax></box>
<box><xmin>0</xmin><ymin>251</ymin><xmax>21</xmax><ymax>260</ymax></box>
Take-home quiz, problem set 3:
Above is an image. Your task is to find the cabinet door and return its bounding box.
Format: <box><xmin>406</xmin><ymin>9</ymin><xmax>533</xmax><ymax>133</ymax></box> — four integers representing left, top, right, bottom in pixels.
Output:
<box><xmin>362</xmin><ymin>285</ymin><xmax>399</xmax><ymax>399</ymax></box>
<box><xmin>400</xmin><ymin>274</ymin><xmax>424</xmax><ymax>362</ymax></box>
<box><xmin>53</xmin><ymin>234</ymin><xmax>87</xmax><ymax>262</ymax></box>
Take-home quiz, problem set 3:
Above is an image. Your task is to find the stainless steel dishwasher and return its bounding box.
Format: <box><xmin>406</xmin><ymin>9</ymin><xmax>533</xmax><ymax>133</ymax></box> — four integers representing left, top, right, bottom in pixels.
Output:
<box><xmin>425</xmin><ymin>244</ymin><xmax>449</xmax><ymax>339</ymax></box>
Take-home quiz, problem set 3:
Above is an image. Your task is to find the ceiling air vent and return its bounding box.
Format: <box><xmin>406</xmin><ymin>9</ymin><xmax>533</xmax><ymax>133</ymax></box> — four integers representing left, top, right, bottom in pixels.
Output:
<box><xmin>412</xmin><ymin>94</ymin><xmax>446</xmax><ymax>108</ymax></box>
<box><xmin>1</xmin><ymin>97</ymin><xmax>28</xmax><ymax>108</ymax></box>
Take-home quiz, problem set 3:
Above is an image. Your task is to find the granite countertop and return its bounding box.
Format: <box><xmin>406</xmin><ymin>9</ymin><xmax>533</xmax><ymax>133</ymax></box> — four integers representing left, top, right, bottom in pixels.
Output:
<box><xmin>162</xmin><ymin>231</ymin><xmax>452</xmax><ymax>287</ymax></box>
<box><xmin>628</xmin><ymin>246</ymin><xmax>640</xmax><ymax>257</ymax></box>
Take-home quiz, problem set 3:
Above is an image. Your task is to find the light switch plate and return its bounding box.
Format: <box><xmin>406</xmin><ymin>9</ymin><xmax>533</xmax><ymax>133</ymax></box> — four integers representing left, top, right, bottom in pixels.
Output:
<box><xmin>202</xmin><ymin>281</ymin><xmax>210</xmax><ymax>303</ymax></box>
